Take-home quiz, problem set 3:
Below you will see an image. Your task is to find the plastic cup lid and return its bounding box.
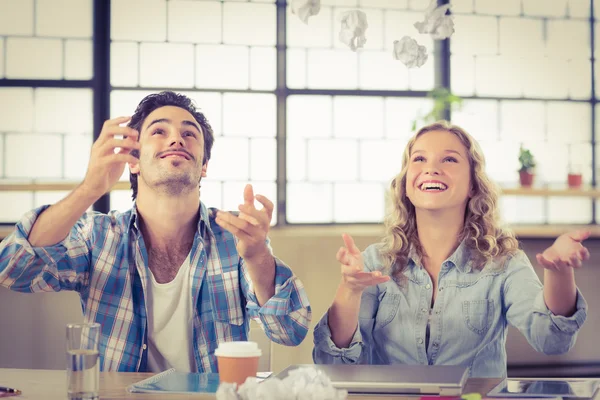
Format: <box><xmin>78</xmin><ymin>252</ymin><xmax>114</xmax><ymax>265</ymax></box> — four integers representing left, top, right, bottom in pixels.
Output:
<box><xmin>214</xmin><ymin>341</ymin><xmax>262</xmax><ymax>358</ymax></box>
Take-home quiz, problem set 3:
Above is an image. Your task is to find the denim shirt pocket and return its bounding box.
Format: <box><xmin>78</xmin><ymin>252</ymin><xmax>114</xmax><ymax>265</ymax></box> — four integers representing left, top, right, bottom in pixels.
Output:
<box><xmin>462</xmin><ymin>299</ymin><xmax>494</xmax><ymax>335</ymax></box>
<box><xmin>208</xmin><ymin>270</ymin><xmax>245</xmax><ymax>326</ymax></box>
<box><xmin>374</xmin><ymin>292</ymin><xmax>401</xmax><ymax>330</ymax></box>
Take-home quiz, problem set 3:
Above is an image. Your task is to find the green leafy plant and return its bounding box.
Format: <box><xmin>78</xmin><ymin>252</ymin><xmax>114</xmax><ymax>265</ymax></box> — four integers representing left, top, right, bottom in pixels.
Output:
<box><xmin>518</xmin><ymin>144</ymin><xmax>536</xmax><ymax>173</ymax></box>
<box><xmin>411</xmin><ymin>88</ymin><xmax>463</xmax><ymax>131</ymax></box>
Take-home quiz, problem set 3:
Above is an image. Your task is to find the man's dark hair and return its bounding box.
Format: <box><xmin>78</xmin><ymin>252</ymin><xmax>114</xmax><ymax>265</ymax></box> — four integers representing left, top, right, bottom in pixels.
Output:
<box><xmin>127</xmin><ymin>91</ymin><xmax>215</xmax><ymax>200</ymax></box>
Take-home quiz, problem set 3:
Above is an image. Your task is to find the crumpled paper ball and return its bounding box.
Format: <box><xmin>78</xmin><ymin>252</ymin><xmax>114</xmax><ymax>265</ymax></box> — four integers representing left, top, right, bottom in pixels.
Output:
<box><xmin>393</xmin><ymin>36</ymin><xmax>428</xmax><ymax>68</ymax></box>
<box><xmin>338</xmin><ymin>10</ymin><xmax>368</xmax><ymax>52</ymax></box>
<box><xmin>291</xmin><ymin>0</ymin><xmax>321</xmax><ymax>24</ymax></box>
<box><xmin>216</xmin><ymin>367</ymin><xmax>348</xmax><ymax>400</ymax></box>
<box><xmin>413</xmin><ymin>0</ymin><xmax>454</xmax><ymax>40</ymax></box>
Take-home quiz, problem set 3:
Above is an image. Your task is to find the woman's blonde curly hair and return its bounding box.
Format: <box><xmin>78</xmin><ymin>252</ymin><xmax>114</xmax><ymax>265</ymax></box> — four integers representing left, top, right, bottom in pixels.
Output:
<box><xmin>380</xmin><ymin>120</ymin><xmax>519</xmax><ymax>281</ymax></box>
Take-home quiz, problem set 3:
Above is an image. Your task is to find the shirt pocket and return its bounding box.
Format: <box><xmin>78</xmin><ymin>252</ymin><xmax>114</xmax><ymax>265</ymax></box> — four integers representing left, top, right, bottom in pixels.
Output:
<box><xmin>374</xmin><ymin>292</ymin><xmax>401</xmax><ymax>330</ymax></box>
<box><xmin>462</xmin><ymin>299</ymin><xmax>494</xmax><ymax>335</ymax></box>
<box><xmin>208</xmin><ymin>270</ymin><xmax>245</xmax><ymax>326</ymax></box>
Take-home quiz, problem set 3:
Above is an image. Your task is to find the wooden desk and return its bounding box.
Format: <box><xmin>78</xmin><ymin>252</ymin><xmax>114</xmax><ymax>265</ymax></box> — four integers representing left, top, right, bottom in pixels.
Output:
<box><xmin>0</xmin><ymin>368</ymin><xmax>501</xmax><ymax>400</ymax></box>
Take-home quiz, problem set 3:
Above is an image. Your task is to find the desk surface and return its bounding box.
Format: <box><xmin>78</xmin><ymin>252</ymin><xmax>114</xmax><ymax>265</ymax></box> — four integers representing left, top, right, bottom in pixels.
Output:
<box><xmin>0</xmin><ymin>368</ymin><xmax>501</xmax><ymax>400</ymax></box>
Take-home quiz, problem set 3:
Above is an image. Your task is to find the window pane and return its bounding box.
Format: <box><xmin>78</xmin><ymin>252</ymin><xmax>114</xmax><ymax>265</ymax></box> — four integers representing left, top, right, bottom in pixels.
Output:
<box><xmin>386</xmin><ymin>97</ymin><xmax>434</xmax><ymax>139</ymax></box>
<box><xmin>287</xmin><ymin>96</ymin><xmax>333</xmax><ymax>139</ymax></box>
<box><xmin>359</xmin><ymin>50</ymin><xmax>410</xmax><ymax>90</ymax></box>
<box><xmin>5</xmin><ymin>133</ymin><xmax>62</xmax><ymax>178</ymax></box>
<box><xmin>474</xmin><ymin>0</ymin><xmax>521</xmax><ymax>15</ymax></box>
<box><xmin>451</xmin><ymin>99</ymin><xmax>499</xmax><ymax>142</ymax></box>
<box><xmin>0</xmin><ymin>88</ymin><xmax>34</xmax><ymax>133</ymax></box>
<box><xmin>0</xmin><ymin>88</ymin><xmax>93</xmax><ymax>181</ymax></box>
<box><xmin>36</xmin><ymin>0</ymin><xmax>92</xmax><ymax>38</ymax></box>
<box><xmin>205</xmin><ymin>137</ymin><xmax>249</xmax><ymax>181</ymax></box>
<box><xmin>167</xmin><ymin>0</ymin><xmax>222</xmax><ymax>44</ymax></box>
<box><xmin>111</xmin><ymin>42</ymin><xmax>139</xmax><ymax>87</ymax></box>
<box><xmin>139</xmin><ymin>43</ymin><xmax>195</xmax><ymax>88</ymax></box>
<box><xmin>333</xmin><ymin>97</ymin><xmax>384</xmax><ymax>139</ymax></box>
<box><xmin>499</xmin><ymin>101</ymin><xmax>544</xmax><ymax>144</ymax></box>
<box><xmin>111</xmin><ymin>0</ymin><xmax>167</xmax><ymax>41</ymax></box>
<box><xmin>548</xmin><ymin>198</ymin><xmax>591</xmax><ymax>224</ymax></box>
<box><xmin>250</xmin><ymin>47</ymin><xmax>276</xmax><ymax>90</ymax></box>
<box><xmin>223</xmin><ymin>3</ymin><xmax>275</xmax><ymax>46</ymax></box>
<box><xmin>522</xmin><ymin>0</ymin><xmax>568</xmax><ymax>17</ymax></box>
<box><xmin>334</xmin><ymin>183</ymin><xmax>385</xmax><ymax>222</ymax></box>
<box><xmin>287</xmin><ymin>183</ymin><xmax>333</xmax><ymax>223</ymax></box>
<box><xmin>307</xmin><ymin>139</ymin><xmax>358</xmax><ymax>181</ymax></box>
<box><xmin>65</xmin><ymin>40</ymin><xmax>93</xmax><ymax>80</ymax></box>
<box><xmin>306</xmin><ymin>49</ymin><xmax>358</xmax><ymax>89</ymax></box>
<box><xmin>195</xmin><ymin>45</ymin><xmax>250</xmax><ymax>90</ymax></box>
<box><xmin>223</xmin><ymin>93</ymin><xmax>276</xmax><ymax>138</ymax></box>
<box><xmin>6</xmin><ymin>37</ymin><xmax>62</xmax><ymax>79</ymax></box>
<box><xmin>250</xmin><ymin>139</ymin><xmax>276</xmax><ymax>181</ymax></box>
<box><xmin>500</xmin><ymin>196</ymin><xmax>546</xmax><ymax>224</ymax></box>
<box><xmin>287</xmin><ymin>6</ymin><xmax>333</xmax><ymax>48</ymax></box>
<box><xmin>0</xmin><ymin>192</ymin><xmax>34</xmax><ymax>223</ymax></box>
<box><xmin>0</xmin><ymin>0</ymin><xmax>33</xmax><ymax>35</ymax></box>
<box><xmin>360</xmin><ymin>139</ymin><xmax>407</xmax><ymax>183</ymax></box>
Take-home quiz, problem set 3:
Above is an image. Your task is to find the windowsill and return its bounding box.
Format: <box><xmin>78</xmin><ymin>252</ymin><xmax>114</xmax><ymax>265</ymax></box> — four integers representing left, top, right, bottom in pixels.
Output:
<box><xmin>2</xmin><ymin>223</ymin><xmax>600</xmax><ymax>242</ymax></box>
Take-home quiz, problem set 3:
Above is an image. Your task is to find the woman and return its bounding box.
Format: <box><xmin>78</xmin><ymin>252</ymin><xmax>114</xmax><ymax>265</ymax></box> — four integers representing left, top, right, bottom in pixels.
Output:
<box><xmin>313</xmin><ymin>121</ymin><xmax>589</xmax><ymax>378</ymax></box>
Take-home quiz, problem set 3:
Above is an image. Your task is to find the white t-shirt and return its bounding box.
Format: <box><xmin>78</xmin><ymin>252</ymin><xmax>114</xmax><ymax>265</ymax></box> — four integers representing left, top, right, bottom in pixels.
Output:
<box><xmin>146</xmin><ymin>253</ymin><xmax>195</xmax><ymax>372</ymax></box>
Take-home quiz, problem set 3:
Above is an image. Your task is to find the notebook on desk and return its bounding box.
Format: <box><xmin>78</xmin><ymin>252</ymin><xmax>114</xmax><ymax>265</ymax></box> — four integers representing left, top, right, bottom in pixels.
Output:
<box><xmin>127</xmin><ymin>368</ymin><xmax>272</xmax><ymax>394</ymax></box>
<box><xmin>127</xmin><ymin>368</ymin><xmax>221</xmax><ymax>394</ymax></box>
<box><xmin>273</xmin><ymin>364</ymin><xmax>470</xmax><ymax>395</ymax></box>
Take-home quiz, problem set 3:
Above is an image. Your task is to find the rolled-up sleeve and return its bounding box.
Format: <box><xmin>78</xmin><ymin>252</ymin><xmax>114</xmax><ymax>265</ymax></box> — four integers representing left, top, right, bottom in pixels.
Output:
<box><xmin>243</xmin><ymin>254</ymin><xmax>312</xmax><ymax>347</ymax></box>
<box><xmin>312</xmin><ymin>309</ymin><xmax>366</xmax><ymax>364</ymax></box>
<box><xmin>0</xmin><ymin>206</ymin><xmax>93</xmax><ymax>293</ymax></box>
<box><xmin>504</xmin><ymin>251</ymin><xmax>587</xmax><ymax>355</ymax></box>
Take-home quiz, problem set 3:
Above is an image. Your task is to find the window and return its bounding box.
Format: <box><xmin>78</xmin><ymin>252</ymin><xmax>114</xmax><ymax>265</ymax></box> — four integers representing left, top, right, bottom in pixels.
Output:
<box><xmin>0</xmin><ymin>0</ymin><xmax>93</xmax><ymax>223</ymax></box>
<box><xmin>450</xmin><ymin>0</ymin><xmax>595</xmax><ymax>225</ymax></box>
<box><xmin>0</xmin><ymin>0</ymin><xmax>596</xmax><ymax>228</ymax></box>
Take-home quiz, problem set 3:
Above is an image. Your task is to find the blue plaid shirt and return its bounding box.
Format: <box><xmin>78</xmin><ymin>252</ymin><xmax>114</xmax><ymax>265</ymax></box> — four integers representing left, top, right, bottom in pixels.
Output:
<box><xmin>0</xmin><ymin>202</ymin><xmax>311</xmax><ymax>372</ymax></box>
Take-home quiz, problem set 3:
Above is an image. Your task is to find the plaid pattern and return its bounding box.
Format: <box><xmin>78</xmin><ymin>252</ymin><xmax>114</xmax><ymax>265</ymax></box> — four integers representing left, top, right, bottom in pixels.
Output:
<box><xmin>0</xmin><ymin>202</ymin><xmax>311</xmax><ymax>372</ymax></box>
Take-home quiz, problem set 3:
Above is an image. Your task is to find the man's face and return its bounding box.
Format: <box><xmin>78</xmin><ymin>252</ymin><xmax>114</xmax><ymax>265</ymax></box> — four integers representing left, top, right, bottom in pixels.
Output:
<box><xmin>129</xmin><ymin>106</ymin><xmax>207</xmax><ymax>195</ymax></box>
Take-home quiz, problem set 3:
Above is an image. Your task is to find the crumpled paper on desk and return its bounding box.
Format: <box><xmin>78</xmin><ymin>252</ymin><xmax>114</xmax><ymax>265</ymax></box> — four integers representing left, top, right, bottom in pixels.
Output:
<box><xmin>393</xmin><ymin>36</ymin><xmax>428</xmax><ymax>68</ymax></box>
<box><xmin>338</xmin><ymin>10</ymin><xmax>368</xmax><ymax>51</ymax></box>
<box><xmin>291</xmin><ymin>0</ymin><xmax>321</xmax><ymax>24</ymax></box>
<box><xmin>414</xmin><ymin>0</ymin><xmax>454</xmax><ymax>40</ymax></box>
<box><xmin>216</xmin><ymin>366</ymin><xmax>347</xmax><ymax>400</ymax></box>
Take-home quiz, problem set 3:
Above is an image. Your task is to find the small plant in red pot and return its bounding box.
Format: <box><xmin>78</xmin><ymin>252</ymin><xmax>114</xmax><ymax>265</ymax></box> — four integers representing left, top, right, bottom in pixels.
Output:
<box><xmin>518</xmin><ymin>145</ymin><xmax>536</xmax><ymax>188</ymax></box>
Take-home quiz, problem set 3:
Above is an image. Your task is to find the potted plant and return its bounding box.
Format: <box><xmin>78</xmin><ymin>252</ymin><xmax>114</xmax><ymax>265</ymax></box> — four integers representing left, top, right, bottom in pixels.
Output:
<box><xmin>411</xmin><ymin>88</ymin><xmax>463</xmax><ymax>131</ymax></box>
<box><xmin>518</xmin><ymin>145</ymin><xmax>536</xmax><ymax>187</ymax></box>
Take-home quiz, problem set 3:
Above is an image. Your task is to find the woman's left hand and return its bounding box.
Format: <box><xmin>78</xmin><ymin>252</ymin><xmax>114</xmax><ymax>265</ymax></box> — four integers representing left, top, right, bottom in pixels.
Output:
<box><xmin>536</xmin><ymin>230</ymin><xmax>591</xmax><ymax>272</ymax></box>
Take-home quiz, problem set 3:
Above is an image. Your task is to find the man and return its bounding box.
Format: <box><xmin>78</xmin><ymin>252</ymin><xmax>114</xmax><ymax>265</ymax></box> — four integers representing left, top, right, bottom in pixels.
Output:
<box><xmin>0</xmin><ymin>91</ymin><xmax>311</xmax><ymax>372</ymax></box>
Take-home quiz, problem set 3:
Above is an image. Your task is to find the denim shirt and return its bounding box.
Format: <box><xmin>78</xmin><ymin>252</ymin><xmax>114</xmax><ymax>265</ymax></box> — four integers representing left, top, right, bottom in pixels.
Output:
<box><xmin>313</xmin><ymin>240</ymin><xmax>587</xmax><ymax>378</ymax></box>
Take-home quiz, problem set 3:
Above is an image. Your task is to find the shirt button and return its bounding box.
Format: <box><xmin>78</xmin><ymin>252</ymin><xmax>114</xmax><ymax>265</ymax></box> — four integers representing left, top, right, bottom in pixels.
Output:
<box><xmin>433</xmin><ymin>343</ymin><xmax>439</xmax><ymax>348</ymax></box>
<box><xmin>421</xmin><ymin>308</ymin><xmax>427</xmax><ymax>313</ymax></box>
<box><xmin>439</xmin><ymin>287</ymin><xmax>444</xmax><ymax>291</ymax></box>
<box><xmin>418</xmin><ymin>338</ymin><xmax>424</xmax><ymax>344</ymax></box>
<box><xmin>425</xmin><ymin>284</ymin><xmax>431</xmax><ymax>289</ymax></box>
<box><xmin>142</xmin><ymin>344</ymin><xmax>147</xmax><ymax>350</ymax></box>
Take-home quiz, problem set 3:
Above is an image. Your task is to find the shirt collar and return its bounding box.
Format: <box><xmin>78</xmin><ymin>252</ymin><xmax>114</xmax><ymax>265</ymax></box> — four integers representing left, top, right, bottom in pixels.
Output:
<box><xmin>127</xmin><ymin>200</ymin><xmax>210</xmax><ymax>238</ymax></box>
<box><xmin>406</xmin><ymin>237</ymin><xmax>473</xmax><ymax>274</ymax></box>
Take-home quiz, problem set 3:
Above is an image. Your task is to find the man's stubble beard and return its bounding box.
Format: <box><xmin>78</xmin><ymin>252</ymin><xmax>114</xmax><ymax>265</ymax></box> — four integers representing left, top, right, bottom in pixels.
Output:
<box><xmin>140</xmin><ymin>159</ymin><xmax>202</xmax><ymax>197</ymax></box>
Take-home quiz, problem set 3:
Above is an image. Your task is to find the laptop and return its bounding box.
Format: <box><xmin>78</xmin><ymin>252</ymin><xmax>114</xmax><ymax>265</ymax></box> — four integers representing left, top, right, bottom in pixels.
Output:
<box><xmin>273</xmin><ymin>364</ymin><xmax>469</xmax><ymax>395</ymax></box>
